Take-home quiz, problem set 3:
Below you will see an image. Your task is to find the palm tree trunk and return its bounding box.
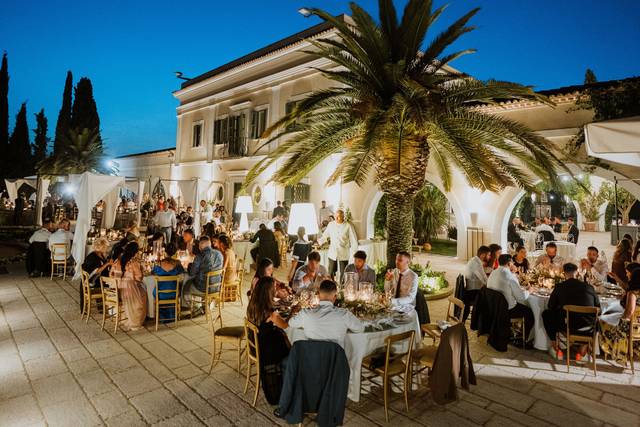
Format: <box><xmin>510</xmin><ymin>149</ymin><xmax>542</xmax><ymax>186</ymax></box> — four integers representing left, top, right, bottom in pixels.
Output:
<box><xmin>384</xmin><ymin>192</ymin><xmax>415</xmax><ymax>269</ymax></box>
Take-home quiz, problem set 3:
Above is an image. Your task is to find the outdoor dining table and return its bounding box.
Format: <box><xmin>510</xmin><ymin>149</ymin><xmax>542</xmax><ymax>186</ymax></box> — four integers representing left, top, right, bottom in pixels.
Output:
<box><xmin>285</xmin><ymin>308</ymin><xmax>421</xmax><ymax>402</ymax></box>
<box><xmin>524</xmin><ymin>290</ymin><xmax>623</xmax><ymax>351</ymax></box>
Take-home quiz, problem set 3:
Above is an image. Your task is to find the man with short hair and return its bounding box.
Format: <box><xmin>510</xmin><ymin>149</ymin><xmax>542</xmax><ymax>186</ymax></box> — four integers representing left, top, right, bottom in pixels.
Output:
<box><xmin>342</xmin><ymin>250</ymin><xmax>376</xmax><ymax>285</ymax></box>
<box><xmin>154</xmin><ymin>204</ymin><xmax>177</xmax><ymax>244</ymax></box>
<box><xmin>293</xmin><ymin>251</ymin><xmax>329</xmax><ymax>292</ymax></box>
<box><xmin>535</xmin><ymin>242</ymin><xmax>565</xmax><ymax>269</ymax></box>
<box><xmin>48</xmin><ymin>219</ymin><xmax>74</xmax><ymax>256</ymax></box>
<box><xmin>318</xmin><ymin>209</ymin><xmax>358</xmax><ymax>279</ymax></box>
<box><xmin>183</xmin><ymin>236</ymin><xmax>224</xmax><ymax>307</ymax></box>
<box><xmin>272</xmin><ymin>201</ymin><xmax>286</xmax><ymax>218</ymax></box>
<box><xmin>462</xmin><ymin>245</ymin><xmax>491</xmax><ymax>321</ymax></box>
<box><xmin>552</xmin><ymin>217</ymin><xmax>562</xmax><ymax>233</ymax></box>
<box><xmin>508</xmin><ymin>217</ymin><xmax>524</xmax><ymax>247</ymax></box>
<box><xmin>384</xmin><ymin>251</ymin><xmax>419</xmax><ymax>306</ymax></box>
<box><xmin>487</xmin><ymin>244</ymin><xmax>502</xmax><ymax>271</ymax></box>
<box><xmin>318</xmin><ymin>200</ymin><xmax>334</xmax><ymax>225</ymax></box>
<box><xmin>580</xmin><ymin>246</ymin><xmax>608</xmax><ymax>283</ymax></box>
<box><xmin>567</xmin><ymin>217</ymin><xmax>579</xmax><ymax>244</ymax></box>
<box><xmin>287</xmin><ymin>279</ymin><xmax>364</xmax><ymax>348</ymax></box>
<box><xmin>542</xmin><ymin>263</ymin><xmax>600</xmax><ymax>359</ymax></box>
<box><xmin>487</xmin><ymin>254</ymin><xmax>534</xmax><ymax>345</ymax></box>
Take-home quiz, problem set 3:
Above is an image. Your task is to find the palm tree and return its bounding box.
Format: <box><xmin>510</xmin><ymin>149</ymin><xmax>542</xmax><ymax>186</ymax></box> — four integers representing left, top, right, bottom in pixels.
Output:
<box><xmin>38</xmin><ymin>128</ymin><xmax>116</xmax><ymax>176</ymax></box>
<box><xmin>245</xmin><ymin>0</ymin><xmax>567</xmax><ymax>264</ymax></box>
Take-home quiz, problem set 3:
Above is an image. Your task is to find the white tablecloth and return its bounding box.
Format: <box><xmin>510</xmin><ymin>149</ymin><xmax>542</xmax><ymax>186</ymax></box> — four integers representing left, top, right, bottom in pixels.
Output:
<box><xmin>552</xmin><ymin>241</ymin><xmax>577</xmax><ymax>262</ymax></box>
<box><xmin>286</xmin><ymin>310</ymin><xmax>421</xmax><ymax>402</ymax></box>
<box><xmin>233</xmin><ymin>240</ymin><xmax>257</xmax><ymax>272</ymax></box>
<box><xmin>525</xmin><ymin>294</ymin><xmax>623</xmax><ymax>351</ymax></box>
<box><xmin>519</xmin><ymin>231</ymin><xmax>537</xmax><ymax>252</ymax></box>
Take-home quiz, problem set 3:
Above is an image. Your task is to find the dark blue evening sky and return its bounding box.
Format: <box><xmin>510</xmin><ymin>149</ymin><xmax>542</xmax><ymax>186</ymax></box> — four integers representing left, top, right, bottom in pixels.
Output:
<box><xmin>1</xmin><ymin>0</ymin><xmax>639</xmax><ymax>157</ymax></box>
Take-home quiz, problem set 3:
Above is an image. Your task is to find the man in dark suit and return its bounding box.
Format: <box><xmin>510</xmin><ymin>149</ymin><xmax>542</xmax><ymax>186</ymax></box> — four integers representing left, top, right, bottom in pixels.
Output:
<box><xmin>507</xmin><ymin>217</ymin><xmax>524</xmax><ymax>247</ymax></box>
<box><xmin>567</xmin><ymin>217</ymin><xmax>579</xmax><ymax>244</ymax></box>
<box><xmin>272</xmin><ymin>201</ymin><xmax>286</xmax><ymax>218</ymax></box>
<box><xmin>542</xmin><ymin>262</ymin><xmax>599</xmax><ymax>360</ymax></box>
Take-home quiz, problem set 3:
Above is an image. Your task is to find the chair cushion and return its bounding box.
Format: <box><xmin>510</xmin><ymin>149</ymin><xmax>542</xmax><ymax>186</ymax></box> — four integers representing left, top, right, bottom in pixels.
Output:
<box><xmin>412</xmin><ymin>345</ymin><xmax>438</xmax><ymax>368</ymax></box>
<box><xmin>214</xmin><ymin>326</ymin><xmax>244</xmax><ymax>338</ymax></box>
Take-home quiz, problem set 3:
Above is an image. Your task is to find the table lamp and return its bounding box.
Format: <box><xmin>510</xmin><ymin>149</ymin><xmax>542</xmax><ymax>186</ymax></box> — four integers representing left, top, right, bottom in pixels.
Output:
<box><xmin>235</xmin><ymin>195</ymin><xmax>253</xmax><ymax>233</ymax></box>
<box><xmin>288</xmin><ymin>202</ymin><xmax>319</xmax><ymax>237</ymax></box>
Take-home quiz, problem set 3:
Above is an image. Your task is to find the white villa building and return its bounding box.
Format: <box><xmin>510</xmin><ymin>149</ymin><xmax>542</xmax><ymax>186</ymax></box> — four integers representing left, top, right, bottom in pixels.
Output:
<box><xmin>117</xmin><ymin>15</ymin><xmax>640</xmax><ymax>260</ymax></box>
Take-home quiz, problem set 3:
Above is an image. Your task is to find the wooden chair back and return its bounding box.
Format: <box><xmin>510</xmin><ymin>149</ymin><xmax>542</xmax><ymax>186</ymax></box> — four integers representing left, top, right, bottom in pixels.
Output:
<box><xmin>100</xmin><ymin>277</ymin><xmax>120</xmax><ymax>304</ymax></box>
<box><xmin>383</xmin><ymin>330</ymin><xmax>415</xmax><ymax>373</ymax></box>
<box><xmin>563</xmin><ymin>305</ymin><xmax>600</xmax><ymax>375</ymax></box>
<box><xmin>153</xmin><ymin>275</ymin><xmax>182</xmax><ymax>330</ymax></box>
<box><xmin>81</xmin><ymin>271</ymin><xmax>91</xmax><ymax>296</ymax></box>
<box><xmin>446</xmin><ymin>296</ymin><xmax>465</xmax><ymax>324</ymax></box>
<box><xmin>244</xmin><ymin>318</ymin><xmax>260</xmax><ymax>365</ymax></box>
<box><xmin>51</xmin><ymin>243</ymin><xmax>67</xmax><ymax>261</ymax></box>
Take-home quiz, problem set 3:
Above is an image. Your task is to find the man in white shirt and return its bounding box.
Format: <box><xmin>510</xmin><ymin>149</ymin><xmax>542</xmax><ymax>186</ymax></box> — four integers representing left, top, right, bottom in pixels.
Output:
<box><xmin>154</xmin><ymin>204</ymin><xmax>177</xmax><ymax>244</ymax></box>
<box><xmin>487</xmin><ymin>254</ymin><xmax>534</xmax><ymax>345</ymax></box>
<box><xmin>462</xmin><ymin>245</ymin><xmax>491</xmax><ymax>321</ymax></box>
<box><xmin>288</xmin><ymin>279</ymin><xmax>364</xmax><ymax>348</ymax></box>
<box><xmin>384</xmin><ymin>251</ymin><xmax>419</xmax><ymax>306</ymax></box>
<box><xmin>198</xmin><ymin>200</ymin><xmax>212</xmax><ymax>228</ymax></box>
<box><xmin>29</xmin><ymin>221</ymin><xmax>53</xmax><ymax>244</ymax></box>
<box><xmin>535</xmin><ymin>217</ymin><xmax>555</xmax><ymax>236</ymax></box>
<box><xmin>48</xmin><ymin>219</ymin><xmax>74</xmax><ymax>258</ymax></box>
<box><xmin>292</xmin><ymin>251</ymin><xmax>329</xmax><ymax>292</ymax></box>
<box><xmin>318</xmin><ymin>209</ymin><xmax>358</xmax><ymax>279</ymax></box>
<box><xmin>580</xmin><ymin>246</ymin><xmax>609</xmax><ymax>283</ymax></box>
<box><xmin>535</xmin><ymin>242</ymin><xmax>565</xmax><ymax>270</ymax></box>
<box><xmin>318</xmin><ymin>200</ymin><xmax>334</xmax><ymax>225</ymax></box>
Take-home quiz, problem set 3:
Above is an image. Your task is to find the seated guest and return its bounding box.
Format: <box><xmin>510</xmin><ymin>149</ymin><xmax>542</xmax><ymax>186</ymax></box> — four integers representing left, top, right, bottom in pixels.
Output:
<box><xmin>293</xmin><ymin>251</ymin><xmax>329</xmax><ymax>292</ymax></box>
<box><xmin>552</xmin><ymin>217</ymin><xmax>562</xmax><ymax>233</ymax></box>
<box><xmin>48</xmin><ymin>219</ymin><xmax>74</xmax><ymax>257</ymax></box>
<box><xmin>246</xmin><ymin>276</ymin><xmax>290</xmax><ymax>404</ymax></box>
<box><xmin>183</xmin><ymin>236</ymin><xmax>223</xmax><ymax>308</ymax></box>
<box><xmin>507</xmin><ymin>217</ymin><xmax>524</xmax><ymax>247</ymax></box>
<box><xmin>342</xmin><ymin>250</ymin><xmax>376</xmax><ymax>285</ymax></box>
<box><xmin>151</xmin><ymin>243</ymin><xmax>184</xmax><ymax>322</ymax></box>
<box><xmin>288</xmin><ymin>279</ymin><xmax>364</xmax><ymax>348</ymax></box>
<box><xmin>486</xmin><ymin>244</ymin><xmax>502</xmax><ymax>272</ymax></box>
<box><xmin>384</xmin><ymin>251</ymin><xmax>418</xmax><ymax>306</ymax></box>
<box><xmin>487</xmin><ymin>254</ymin><xmax>534</xmax><ymax>346</ymax></box>
<box><xmin>462</xmin><ymin>245</ymin><xmax>491</xmax><ymax>321</ymax></box>
<box><xmin>216</xmin><ymin>234</ymin><xmax>237</xmax><ymax>289</ymax></box>
<box><xmin>535</xmin><ymin>242</ymin><xmax>565</xmax><ymax>269</ymax></box>
<box><xmin>251</xmin><ymin>257</ymin><xmax>290</xmax><ymax>299</ymax></box>
<box><xmin>125</xmin><ymin>220</ymin><xmax>140</xmax><ymax>242</ymax></box>
<box><xmin>512</xmin><ymin>246</ymin><xmax>530</xmax><ymax>274</ymax></box>
<box><xmin>609</xmin><ymin>238</ymin><xmax>633</xmax><ymax>288</ymax></box>
<box><xmin>600</xmin><ymin>263</ymin><xmax>640</xmax><ymax>362</ymax></box>
<box><xmin>178</xmin><ymin>229</ymin><xmax>195</xmax><ymax>254</ymax></box>
<box><xmin>542</xmin><ymin>263</ymin><xmax>599</xmax><ymax>360</ymax></box>
<box><xmin>287</xmin><ymin>226</ymin><xmax>312</xmax><ymax>284</ymax></box>
<box><xmin>566</xmin><ymin>217</ymin><xmax>579</xmax><ymax>244</ymax></box>
<box><xmin>580</xmin><ymin>246</ymin><xmax>608</xmax><ymax>283</ymax></box>
<box><xmin>27</xmin><ymin>221</ymin><xmax>53</xmax><ymax>277</ymax></box>
<box><xmin>80</xmin><ymin>237</ymin><xmax>113</xmax><ymax>313</ymax></box>
<box><xmin>149</xmin><ymin>232</ymin><xmax>165</xmax><ymax>253</ymax></box>
<box><xmin>535</xmin><ymin>217</ymin><xmax>555</xmax><ymax>235</ymax></box>
<box><xmin>109</xmin><ymin>242</ymin><xmax>147</xmax><ymax>331</ymax></box>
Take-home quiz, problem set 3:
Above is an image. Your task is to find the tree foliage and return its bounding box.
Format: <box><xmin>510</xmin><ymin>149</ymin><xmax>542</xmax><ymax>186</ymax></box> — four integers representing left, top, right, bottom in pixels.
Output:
<box><xmin>38</xmin><ymin>128</ymin><xmax>114</xmax><ymax>176</ymax></box>
<box><xmin>8</xmin><ymin>103</ymin><xmax>33</xmax><ymax>177</ymax></box>
<box><xmin>0</xmin><ymin>52</ymin><xmax>8</xmax><ymax>174</ymax></box>
<box><xmin>599</xmin><ymin>182</ymin><xmax>638</xmax><ymax>225</ymax></box>
<box><xmin>32</xmin><ymin>108</ymin><xmax>49</xmax><ymax>166</ymax></box>
<box><xmin>243</xmin><ymin>0</ymin><xmax>567</xmax><ymax>260</ymax></box>
<box><xmin>413</xmin><ymin>184</ymin><xmax>448</xmax><ymax>244</ymax></box>
<box><xmin>71</xmin><ymin>77</ymin><xmax>101</xmax><ymax>149</ymax></box>
<box><xmin>54</xmin><ymin>71</ymin><xmax>73</xmax><ymax>156</ymax></box>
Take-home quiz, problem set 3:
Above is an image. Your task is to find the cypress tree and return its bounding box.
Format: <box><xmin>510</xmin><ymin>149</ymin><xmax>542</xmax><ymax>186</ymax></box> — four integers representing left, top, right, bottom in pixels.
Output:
<box><xmin>8</xmin><ymin>103</ymin><xmax>32</xmax><ymax>177</ymax></box>
<box><xmin>54</xmin><ymin>71</ymin><xmax>73</xmax><ymax>156</ymax></box>
<box><xmin>71</xmin><ymin>77</ymin><xmax>101</xmax><ymax>149</ymax></box>
<box><xmin>584</xmin><ymin>68</ymin><xmax>597</xmax><ymax>84</ymax></box>
<box><xmin>32</xmin><ymin>108</ymin><xmax>49</xmax><ymax>166</ymax></box>
<box><xmin>0</xmin><ymin>52</ymin><xmax>9</xmax><ymax>175</ymax></box>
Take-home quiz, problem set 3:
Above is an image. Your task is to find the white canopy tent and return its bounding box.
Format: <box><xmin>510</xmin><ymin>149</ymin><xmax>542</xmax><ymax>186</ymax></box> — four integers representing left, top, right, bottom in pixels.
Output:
<box><xmin>70</xmin><ymin>172</ymin><xmax>125</xmax><ymax>279</ymax></box>
<box><xmin>102</xmin><ymin>179</ymin><xmax>146</xmax><ymax>229</ymax></box>
<box><xmin>585</xmin><ymin>116</ymin><xmax>640</xmax><ymax>167</ymax></box>
<box><xmin>4</xmin><ymin>177</ymin><xmax>38</xmax><ymax>201</ymax></box>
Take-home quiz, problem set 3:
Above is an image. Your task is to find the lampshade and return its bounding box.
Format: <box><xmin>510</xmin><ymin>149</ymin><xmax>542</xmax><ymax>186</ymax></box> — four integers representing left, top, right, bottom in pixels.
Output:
<box><xmin>287</xmin><ymin>203</ymin><xmax>319</xmax><ymax>235</ymax></box>
<box><xmin>235</xmin><ymin>195</ymin><xmax>253</xmax><ymax>214</ymax></box>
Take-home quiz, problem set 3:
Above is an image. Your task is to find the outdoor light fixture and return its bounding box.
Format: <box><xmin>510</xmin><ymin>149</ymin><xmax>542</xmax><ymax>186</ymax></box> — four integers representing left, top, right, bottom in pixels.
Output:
<box><xmin>287</xmin><ymin>203</ymin><xmax>319</xmax><ymax>237</ymax></box>
<box><xmin>298</xmin><ymin>7</ymin><xmax>312</xmax><ymax>17</ymax></box>
<box><xmin>235</xmin><ymin>195</ymin><xmax>253</xmax><ymax>233</ymax></box>
<box><xmin>174</xmin><ymin>71</ymin><xmax>192</xmax><ymax>81</ymax></box>
<box><xmin>63</xmin><ymin>183</ymin><xmax>75</xmax><ymax>195</ymax></box>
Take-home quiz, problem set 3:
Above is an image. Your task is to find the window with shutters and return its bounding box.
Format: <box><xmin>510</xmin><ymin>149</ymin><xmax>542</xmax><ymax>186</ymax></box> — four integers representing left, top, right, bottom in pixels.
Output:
<box><xmin>192</xmin><ymin>121</ymin><xmax>203</xmax><ymax>147</ymax></box>
<box><xmin>213</xmin><ymin>117</ymin><xmax>228</xmax><ymax>145</ymax></box>
<box><xmin>285</xmin><ymin>100</ymin><xmax>302</xmax><ymax>131</ymax></box>
<box><xmin>250</xmin><ymin>109</ymin><xmax>268</xmax><ymax>139</ymax></box>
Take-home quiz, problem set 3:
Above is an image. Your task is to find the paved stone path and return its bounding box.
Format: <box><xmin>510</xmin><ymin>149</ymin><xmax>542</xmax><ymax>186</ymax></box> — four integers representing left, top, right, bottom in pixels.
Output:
<box><xmin>1</xmin><ymin>255</ymin><xmax>638</xmax><ymax>426</ymax></box>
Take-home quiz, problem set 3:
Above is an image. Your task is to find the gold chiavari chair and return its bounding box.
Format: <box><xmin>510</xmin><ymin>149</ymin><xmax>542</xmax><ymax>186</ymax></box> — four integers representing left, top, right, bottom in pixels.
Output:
<box><xmin>243</xmin><ymin>319</ymin><xmax>261</xmax><ymax>407</ymax></box>
<box><xmin>208</xmin><ymin>310</ymin><xmax>245</xmax><ymax>375</ymax></box>
<box><xmin>80</xmin><ymin>271</ymin><xmax>103</xmax><ymax>322</ymax></box>
<box><xmin>562</xmin><ymin>305</ymin><xmax>600</xmax><ymax>375</ymax></box>
<box><xmin>190</xmin><ymin>269</ymin><xmax>225</xmax><ymax>324</ymax></box>
<box><xmin>100</xmin><ymin>277</ymin><xmax>126</xmax><ymax>334</ymax></box>
<box><xmin>50</xmin><ymin>243</ymin><xmax>68</xmax><ymax>280</ymax></box>
<box><xmin>422</xmin><ymin>296</ymin><xmax>465</xmax><ymax>344</ymax></box>
<box><xmin>153</xmin><ymin>275</ymin><xmax>182</xmax><ymax>331</ymax></box>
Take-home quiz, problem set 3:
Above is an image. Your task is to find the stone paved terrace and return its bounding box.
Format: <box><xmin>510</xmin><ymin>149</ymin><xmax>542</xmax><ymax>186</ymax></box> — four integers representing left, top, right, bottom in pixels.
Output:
<box><xmin>1</xmin><ymin>244</ymin><xmax>639</xmax><ymax>426</ymax></box>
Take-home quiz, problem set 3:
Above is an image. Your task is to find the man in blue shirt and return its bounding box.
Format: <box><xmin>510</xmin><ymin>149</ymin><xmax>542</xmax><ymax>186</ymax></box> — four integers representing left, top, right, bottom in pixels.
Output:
<box><xmin>182</xmin><ymin>236</ymin><xmax>223</xmax><ymax>308</ymax></box>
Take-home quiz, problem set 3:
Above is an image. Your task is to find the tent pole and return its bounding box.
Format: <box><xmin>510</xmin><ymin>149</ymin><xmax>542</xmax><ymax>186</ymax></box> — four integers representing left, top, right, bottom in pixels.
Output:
<box><xmin>614</xmin><ymin>176</ymin><xmax>620</xmax><ymax>243</ymax></box>
<box><xmin>34</xmin><ymin>175</ymin><xmax>44</xmax><ymax>226</ymax></box>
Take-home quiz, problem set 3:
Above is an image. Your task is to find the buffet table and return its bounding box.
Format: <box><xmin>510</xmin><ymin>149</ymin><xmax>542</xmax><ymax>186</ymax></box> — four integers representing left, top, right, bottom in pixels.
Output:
<box><xmin>286</xmin><ymin>309</ymin><xmax>420</xmax><ymax>402</ymax></box>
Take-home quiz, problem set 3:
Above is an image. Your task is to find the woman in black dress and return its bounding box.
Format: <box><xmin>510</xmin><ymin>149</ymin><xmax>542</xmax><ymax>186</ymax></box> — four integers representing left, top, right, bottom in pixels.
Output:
<box><xmin>80</xmin><ymin>237</ymin><xmax>113</xmax><ymax>313</ymax></box>
<box><xmin>250</xmin><ymin>223</ymin><xmax>280</xmax><ymax>268</ymax></box>
<box><xmin>246</xmin><ymin>276</ymin><xmax>290</xmax><ymax>404</ymax></box>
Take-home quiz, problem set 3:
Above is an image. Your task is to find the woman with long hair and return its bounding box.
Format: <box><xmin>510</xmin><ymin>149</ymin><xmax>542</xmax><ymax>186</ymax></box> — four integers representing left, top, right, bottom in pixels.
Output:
<box><xmin>250</xmin><ymin>257</ymin><xmax>291</xmax><ymax>298</ymax></box>
<box><xmin>287</xmin><ymin>226</ymin><xmax>312</xmax><ymax>284</ymax></box>
<box><xmin>246</xmin><ymin>276</ymin><xmax>289</xmax><ymax>404</ymax></box>
<box><xmin>600</xmin><ymin>262</ymin><xmax>640</xmax><ymax>362</ymax></box>
<box><xmin>217</xmin><ymin>234</ymin><xmax>237</xmax><ymax>286</ymax></box>
<box><xmin>610</xmin><ymin>238</ymin><xmax>633</xmax><ymax>288</ymax></box>
<box><xmin>110</xmin><ymin>241</ymin><xmax>147</xmax><ymax>330</ymax></box>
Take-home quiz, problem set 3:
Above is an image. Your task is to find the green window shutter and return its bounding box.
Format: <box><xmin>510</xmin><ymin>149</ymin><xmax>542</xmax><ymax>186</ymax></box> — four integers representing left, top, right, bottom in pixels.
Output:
<box><xmin>250</xmin><ymin>110</ymin><xmax>258</xmax><ymax>139</ymax></box>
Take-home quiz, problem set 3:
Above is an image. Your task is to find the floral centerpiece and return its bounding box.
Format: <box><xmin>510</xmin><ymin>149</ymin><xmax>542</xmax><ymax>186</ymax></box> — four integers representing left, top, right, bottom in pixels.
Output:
<box><xmin>335</xmin><ymin>294</ymin><xmax>389</xmax><ymax>319</ymax></box>
<box><xmin>520</xmin><ymin>265</ymin><xmax>564</xmax><ymax>289</ymax></box>
<box><xmin>373</xmin><ymin>260</ymin><xmax>449</xmax><ymax>295</ymax></box>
